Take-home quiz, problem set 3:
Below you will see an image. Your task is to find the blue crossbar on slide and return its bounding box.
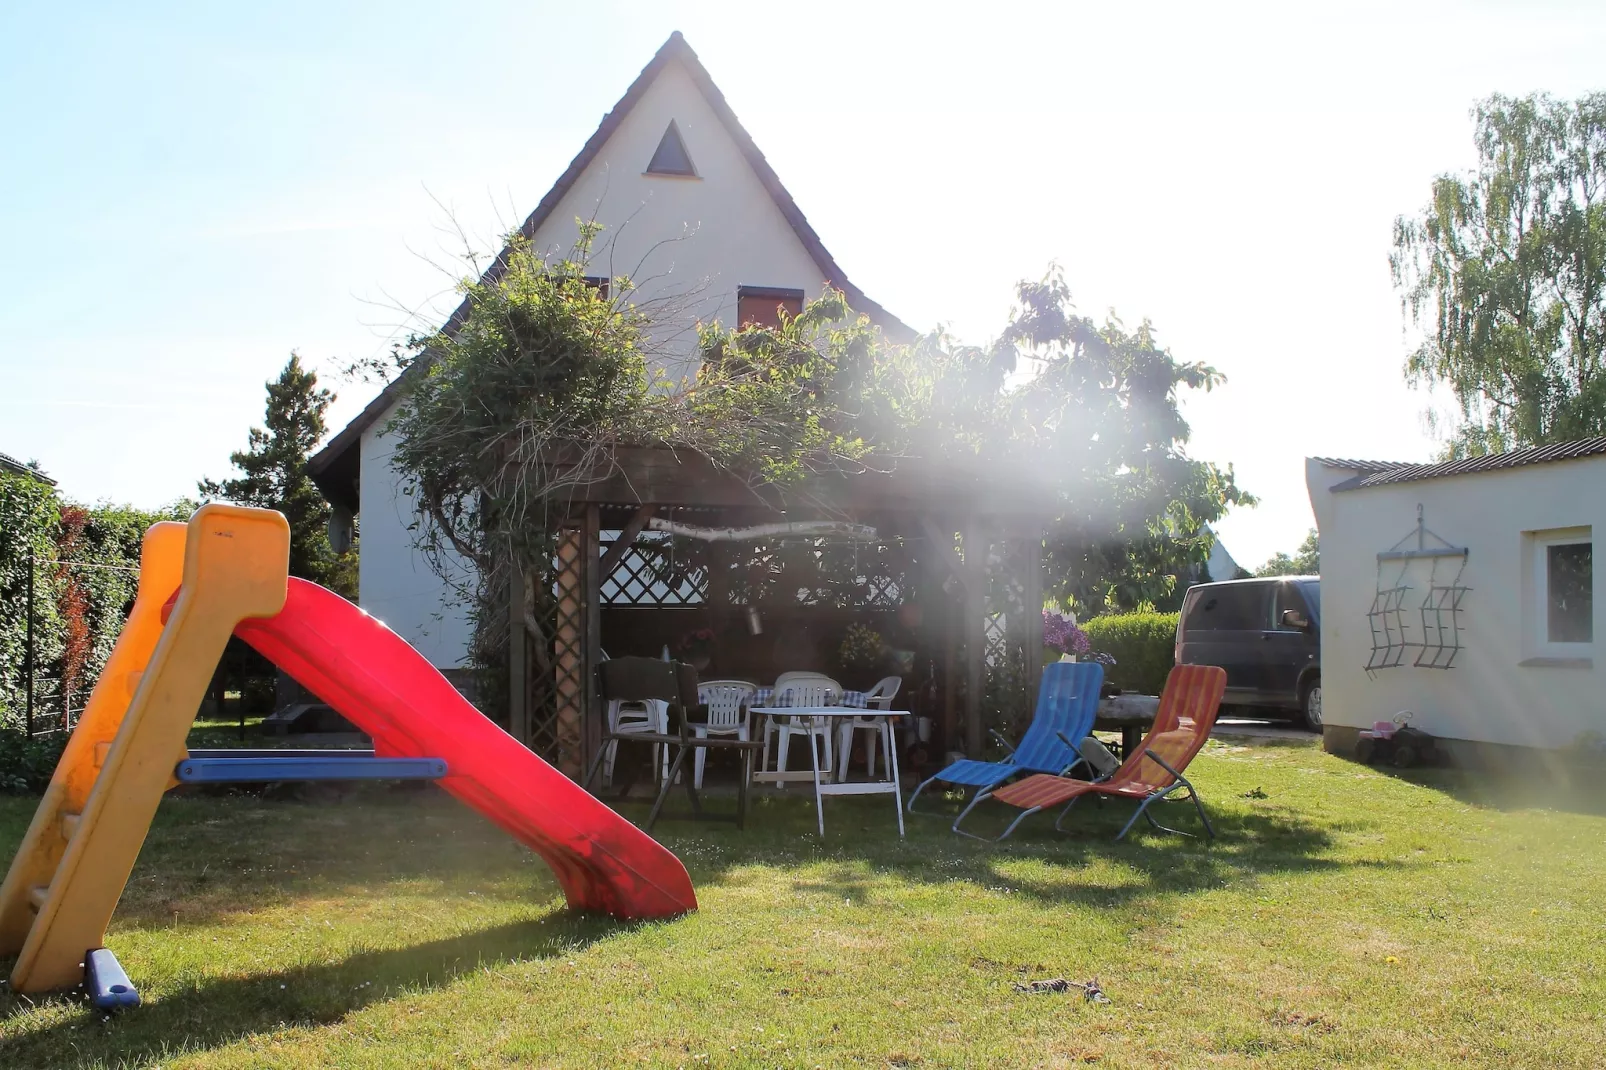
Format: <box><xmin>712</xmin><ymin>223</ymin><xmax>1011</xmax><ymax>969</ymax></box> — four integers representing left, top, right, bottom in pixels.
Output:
<box><xmin>174</xmin><ymin>755</ymin><xmax>448</xmax><ymax>783</ymax></box>
<box><xmin>86</xmin><ymin>948</ymin><xmax>140</xmax><ymax>1010</ymax></box>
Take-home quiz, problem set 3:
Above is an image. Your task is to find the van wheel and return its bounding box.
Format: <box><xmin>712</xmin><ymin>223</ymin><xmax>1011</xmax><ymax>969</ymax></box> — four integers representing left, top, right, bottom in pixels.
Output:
<box><xmin>1300</xmin><ymin>677</ymin><xmax>1322</xmax><ymax>731</ymax></box>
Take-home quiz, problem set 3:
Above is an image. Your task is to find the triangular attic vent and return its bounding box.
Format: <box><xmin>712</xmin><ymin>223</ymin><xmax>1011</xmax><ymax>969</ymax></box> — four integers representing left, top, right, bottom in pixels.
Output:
<box><xmin>646</xmin><ymin>120</ymin><xmax>697</xmax><ymax>176</ymax></box>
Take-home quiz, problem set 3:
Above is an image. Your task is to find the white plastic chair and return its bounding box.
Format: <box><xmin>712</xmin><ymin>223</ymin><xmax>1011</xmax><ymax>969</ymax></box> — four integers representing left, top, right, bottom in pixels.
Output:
<box><xmin>691</xmin><ymin>680</ymin><xmax>757</xmax><ymax>789</ymax></box>
<box><xmin>836</xmin><ymin>676</ymin><xmax>902</xmax><ymax>780</ymax></box>
<box><xmin>768</xmin><ymin>682</ymin><xmax>838</xmax><ymax>778</ymax></box>
<box><xmin>774</xmin><ymin>671</ymin><xmax>839</xmax><ymax>691</ymax></box>
<box><xmin>762</xmin><ymin>673</ymin><xmax>837</xmax><ymax>766</ymax></box>
<box><xmin>603</xmin><ymin>697</ymin><xmax>670</xmax><ymax>785</ymax></box>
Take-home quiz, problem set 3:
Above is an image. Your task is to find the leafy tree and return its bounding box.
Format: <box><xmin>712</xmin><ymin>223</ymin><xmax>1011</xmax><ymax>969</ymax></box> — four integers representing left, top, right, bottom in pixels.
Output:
<box><xmin>1392</xmin><ymin>92</ymin><xmax>1606</xmax><ymax>457</ymax></box>
<box><xmin>983</xmin><ymin>273</ymin><xmax>1252</xmax><ymax>611</ymax></box>
<box><xmin>1256</xmin><ymin>528</ymin><xmax>1319</xmax><ymax>577</ymax></box>
<box><xmin>200</xmin><ymin>353</ymin><xmax>354</xmax><ymax>594</ymax></box>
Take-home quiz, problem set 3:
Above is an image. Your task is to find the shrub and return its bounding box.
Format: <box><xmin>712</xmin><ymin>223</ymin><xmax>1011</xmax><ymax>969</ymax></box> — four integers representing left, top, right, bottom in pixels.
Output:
<box><xmin>1081</xmin><ymin>611</ymin><xmax>1179</xmax><ymax>696</ymax></box>
<box><xmin>241</xmin><ymin>676</ymin><xmax>278</xmax><ymax>714</ymax></box>
<box><xmin>0</xmin><ymin>730</ymin><xmax>67</xmax><ymax>795</ymax></box>
<box><xmin>2</xmin><ymin>471</ymin><xmax>188</xmax><ymax>737</ymax></box>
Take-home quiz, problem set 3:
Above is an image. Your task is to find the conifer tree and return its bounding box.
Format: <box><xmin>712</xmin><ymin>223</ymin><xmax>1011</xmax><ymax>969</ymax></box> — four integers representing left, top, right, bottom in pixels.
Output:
<box><xmin>201</xmin><ymin>353</ymin><xmax>352</xmax><ymax>592</ymax></box>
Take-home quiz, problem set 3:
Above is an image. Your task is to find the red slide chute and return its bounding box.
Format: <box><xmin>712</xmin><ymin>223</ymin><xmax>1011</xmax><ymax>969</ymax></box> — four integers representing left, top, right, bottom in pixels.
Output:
<box><xmin>234</xmin><ymin>578</ymin><xmax>696</xmax><ymax>919</ymax></box>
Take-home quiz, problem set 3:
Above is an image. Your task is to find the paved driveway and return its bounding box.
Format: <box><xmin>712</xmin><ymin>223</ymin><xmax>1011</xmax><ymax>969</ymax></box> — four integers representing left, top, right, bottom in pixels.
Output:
<box><xmin>1213</xmin><ymin>716</ymin><xmax>1317</xmax><ymax>742</ymax></box>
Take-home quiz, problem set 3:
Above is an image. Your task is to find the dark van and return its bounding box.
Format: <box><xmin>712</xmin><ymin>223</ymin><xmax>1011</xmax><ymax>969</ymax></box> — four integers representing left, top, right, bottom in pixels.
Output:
<box><xmin>1175</xmin><ymin>577</ymin><xmax>1322</xmax><ymax>728</ymax></box>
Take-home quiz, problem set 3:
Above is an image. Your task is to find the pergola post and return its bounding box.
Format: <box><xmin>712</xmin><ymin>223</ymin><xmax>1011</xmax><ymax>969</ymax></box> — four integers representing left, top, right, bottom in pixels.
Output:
<box><xmin>1021</xmin><ymin>535</ymin><xmax>1044</xmax><ymax>714</ymax></box>
<box><xmin>552</xmin><ymin>527</ymin><xmax>585</xmax><ymax>778</ymax></box>
<box><xmin>962</xmin><ymin>521</ymin><xmax>987</xmax><ymax>759</ymax></box>
<box><xmin>508</xmin><ymin>566</ymin><xmax>529</xmax><ymax>745</ymax></box>
<box><xmin>942</xmin><ymin>599</ymin><xmax>958</xmax><ymax>760</ymax></box>
<box><xmin>583</xmin><ymin>505</ymin><xmax>603</xmax><ymax>779</ymax></box>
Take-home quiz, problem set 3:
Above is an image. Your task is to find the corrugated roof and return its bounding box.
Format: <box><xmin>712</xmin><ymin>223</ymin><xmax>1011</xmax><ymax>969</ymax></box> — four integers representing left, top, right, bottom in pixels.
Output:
<box><xmin>1312</xmin><ymin>456</ymin><xmax>1411</xmax><ymax>474</ymax></box>
<box><xmin>308</xmin><ymin>31</ymin><xmax>912</xmax><ymax>513</ymax></box>
<box><xmin>1330</xmin><ymin>436</ymin><xmax>1606</xmax><ymax>491</ymax></box>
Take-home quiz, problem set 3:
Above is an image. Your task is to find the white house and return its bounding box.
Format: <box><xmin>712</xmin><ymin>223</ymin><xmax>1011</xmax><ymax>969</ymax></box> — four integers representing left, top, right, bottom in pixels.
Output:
<box><xmin>1306</xmin><ymin>439</ymin><xmax>1602</xmax><ymax>758</ymax></box>
<box><xmin>308</xmin><ymin>32</ymin><xmax>909</xmax><ymax>672</ymax></box>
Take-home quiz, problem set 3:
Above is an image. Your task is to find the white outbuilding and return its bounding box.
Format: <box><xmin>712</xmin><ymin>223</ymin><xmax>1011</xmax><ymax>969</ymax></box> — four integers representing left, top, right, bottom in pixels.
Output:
<box><xmin>1307</xmin><ymin>439</ymin><xmax>1602</xmax><ymax>760</ymax></box>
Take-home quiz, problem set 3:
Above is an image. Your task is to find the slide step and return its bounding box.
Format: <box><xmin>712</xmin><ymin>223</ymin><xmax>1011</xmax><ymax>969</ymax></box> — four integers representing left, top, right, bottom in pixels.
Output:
<box><xmin>61</xmin><ymin>812</ymin><xmax>81</xmax><ymax>840</ymax></box>
<box><xmin>28</xmin><ymin>885</ymin><xmax>49</xmax><ymax>911</ymax></box>
<box><xmin>85</xmin><ymin>948</ymin><xmax>141</xmax><ymax>1011</ymax></box>
<box><xmin>174</xmin><ymin>756</ymin><xmax>448</xmax><ymax>784</ymax></box>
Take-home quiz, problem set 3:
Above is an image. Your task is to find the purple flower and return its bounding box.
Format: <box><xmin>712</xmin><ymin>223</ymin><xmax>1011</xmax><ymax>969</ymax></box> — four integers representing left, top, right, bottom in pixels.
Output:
<box><xmin>1042</xmin><ymin>609</ymin><xmax>1091</xmax><ymax>655</ymax></box>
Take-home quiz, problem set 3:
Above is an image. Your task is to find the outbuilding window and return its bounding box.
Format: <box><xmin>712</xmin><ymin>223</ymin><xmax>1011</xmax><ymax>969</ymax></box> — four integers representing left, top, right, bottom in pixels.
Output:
<box><xmin>1544</xmin><ymin>537</ymin><xmax>1592</xmax><ymax>644</ymax></box>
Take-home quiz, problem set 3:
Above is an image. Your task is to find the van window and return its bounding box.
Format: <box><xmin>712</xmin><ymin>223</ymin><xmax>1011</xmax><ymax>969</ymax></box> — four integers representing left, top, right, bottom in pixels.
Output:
<box><xmin>1183</xmin><ymin>584</ymin><xmax>1265</xmax><ymax>631</ymax></box>
<box><xmin>1299</xmin><ymin>580</ymin><xmax>1320</xmax><ymax>616</ymax></box>
<box><xmin>1272</xmin><ymin>583</ymin><xmax>1312</xmax><ymax>630</ymax></box>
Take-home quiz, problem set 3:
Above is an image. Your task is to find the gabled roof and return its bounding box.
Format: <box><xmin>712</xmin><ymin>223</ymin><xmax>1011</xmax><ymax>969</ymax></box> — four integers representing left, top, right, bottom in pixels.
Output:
<box><xmin>310</xmin><ymin>31</ymin><xmax>912</xmax><ymax>511</ymax></box>
<box><xmin>1324</xmin><ymin>436</ymin><xmax>1606</xmax><ymax>492</ymax></box>
<box><xmin>0</xmin><ymin>450</ymin><xmax>55</xmax><ymax>486</ymax></box>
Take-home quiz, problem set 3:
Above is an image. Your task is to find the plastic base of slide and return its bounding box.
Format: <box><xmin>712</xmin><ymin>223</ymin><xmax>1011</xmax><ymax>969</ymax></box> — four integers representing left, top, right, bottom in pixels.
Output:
<box><xmin>84</xmin><ymin>948</ymin><xmax>140</xmax><ymax>1011</ymax></box>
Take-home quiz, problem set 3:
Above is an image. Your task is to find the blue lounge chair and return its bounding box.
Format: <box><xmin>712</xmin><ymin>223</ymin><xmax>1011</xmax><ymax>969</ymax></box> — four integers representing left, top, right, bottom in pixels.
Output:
<box><xmin>906</xmin><ymin>660</ymin><xmax>1104</xmax><ymax>836</ymax></box>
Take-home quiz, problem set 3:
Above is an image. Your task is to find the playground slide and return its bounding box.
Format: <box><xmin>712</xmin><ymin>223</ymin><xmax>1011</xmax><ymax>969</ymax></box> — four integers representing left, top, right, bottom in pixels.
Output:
<box><xmin>234</xmin><ymin>578</ymin><xmax>697</xmax><ymax>920</ymax></box>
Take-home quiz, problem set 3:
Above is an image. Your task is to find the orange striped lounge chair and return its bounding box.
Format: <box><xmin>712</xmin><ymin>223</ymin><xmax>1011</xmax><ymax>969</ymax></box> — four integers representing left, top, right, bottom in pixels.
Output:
<box><xmin>984</xmin><ymin>664</ymin><xmax>1227</xmax><ymax>842</ymax></box>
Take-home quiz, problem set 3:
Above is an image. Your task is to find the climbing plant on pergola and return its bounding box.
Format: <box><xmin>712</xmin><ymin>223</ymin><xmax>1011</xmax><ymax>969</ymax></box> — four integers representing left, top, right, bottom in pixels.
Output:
<box><xmin>379</xmin><ymin>230</ymin><xmax>1248</xmax><ymax>772</ymax></box>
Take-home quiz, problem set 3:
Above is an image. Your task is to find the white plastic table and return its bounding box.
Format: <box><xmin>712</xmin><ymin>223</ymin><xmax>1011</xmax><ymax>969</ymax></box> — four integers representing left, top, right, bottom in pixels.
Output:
<box><xmin>749</xmin><ymin>706</ymin><xmax>906</xmax><ymax>837</ymax></box>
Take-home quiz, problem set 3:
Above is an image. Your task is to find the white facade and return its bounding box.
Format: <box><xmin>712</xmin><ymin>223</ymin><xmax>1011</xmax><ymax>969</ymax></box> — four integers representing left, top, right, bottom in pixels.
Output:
<box><xmin>346</xmin><ymin>38</ymin><xmax>894</xmax><ymax>668</ymax></box>
<box><xmin>1307</xmin><ymin>454</ymin><xmax>1602</xmax><ymax>751</ymax></box>
<box><xmin>522</xmin><ymin>60</ymin><xmax>838</xmax><ymax>380</ymax></box>
<box><xmin>357</xmin><ymin>418</ymin><xmax>477</xmax><ymax>667</ymax></box>
<box><xmin>1205</xmin><ymin>528</ymin><xmax>1242</xmax><ymax>581</ymax></box>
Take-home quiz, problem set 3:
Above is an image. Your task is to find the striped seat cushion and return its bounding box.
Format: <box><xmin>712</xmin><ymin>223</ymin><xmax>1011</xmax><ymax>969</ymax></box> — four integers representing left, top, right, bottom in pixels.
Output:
<box><xmin>989</xmin><ymin>773</ymin><xmax>1097</xmax><ymax>809</ymax></box>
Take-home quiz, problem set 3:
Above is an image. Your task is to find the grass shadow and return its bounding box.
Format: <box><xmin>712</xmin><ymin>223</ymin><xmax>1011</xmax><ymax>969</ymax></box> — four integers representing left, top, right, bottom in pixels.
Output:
<box><xmin>93</xmin><ymin>788</ymin><xmax>554</xmax><ymax>933</ymax></box>
<box><xmin>0</xmin><ymin>911</ymin><xmax>641</xmax><ymax>1069</ymax></box>
<box><xmin>640</xmin><ymin>781</ymin><xmax>1390</xmax><ymax>914</ymax></box>
<box><xmin>1368</xmin><ymin>758</ymin><xmax>1606</xmax><ymax>818</ymax></box>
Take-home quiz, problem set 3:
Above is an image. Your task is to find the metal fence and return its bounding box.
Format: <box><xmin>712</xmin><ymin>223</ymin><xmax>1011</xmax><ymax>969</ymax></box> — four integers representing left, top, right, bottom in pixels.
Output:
<box><xmin>16</xmin><ymin>555</ymin><xmax>140</xmax><ymax>738</ymax></box>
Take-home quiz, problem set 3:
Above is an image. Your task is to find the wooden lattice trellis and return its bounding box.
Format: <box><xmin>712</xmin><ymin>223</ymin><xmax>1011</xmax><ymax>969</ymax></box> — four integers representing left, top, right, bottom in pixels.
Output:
<box><xmin>599</xmin><ymin>531</ymin><xmax>707</xmax><ymax>605</ymax></box>
<box><xmin>980</xmin><ymin>539</ymin><xmax>1035</xmax><ymax>738</ymax></box>
<box><xmin>551</xmin><ymin>528</ymin><xmax>587</xmax><ymax>777</ymax></box>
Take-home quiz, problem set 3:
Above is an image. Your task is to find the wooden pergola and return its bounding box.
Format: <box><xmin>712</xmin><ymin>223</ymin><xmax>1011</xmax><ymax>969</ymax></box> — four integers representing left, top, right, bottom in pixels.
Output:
<box><xmin>513</xmin><ymin>447</ymin><xmax>1052</xmax><ymax>780</ymax></box>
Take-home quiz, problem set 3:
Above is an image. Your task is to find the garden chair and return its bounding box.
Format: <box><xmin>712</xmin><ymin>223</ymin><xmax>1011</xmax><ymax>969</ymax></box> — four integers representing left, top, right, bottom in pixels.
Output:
<box><xmin>773</xmin><ymin>671</ymin><xmax>840</xmax><ymax>691</ymax></box>
<box><xmin>906</xmin><ymin>661</ymin><xmax>1103</xmax><ymax>835</ymax></box>
<box><xmin>836</xmin><ymin>676</ymin><xmax>902</xmax><ymax>780</ymax></box>
<box><xmin>595</xmin><ymin>656</ymin><xmax>673</xmax><ymax>785</ymax></box>
<box><xmin>691</xmin><ymin>680</ymin><xmax>757</xmax><ymax>789</ymax></box>
<box><xmin>587</xmin><ymin>662</ymin><xmax>763</xmax><ymax>829</ymax></box>
<box><xmin>767</xmin><ymin>682</ymin><xmax>839</xmax><ymax>778</ymax></box>
<box><xmin>982</xmin><ymin>664</ymin><xmax>1227</xmax><ymax>841</ymax></box>
<box><xmin>760</xmin><ymin>673</ymin><xmax>839</xmax><ymax>770</ymax></box>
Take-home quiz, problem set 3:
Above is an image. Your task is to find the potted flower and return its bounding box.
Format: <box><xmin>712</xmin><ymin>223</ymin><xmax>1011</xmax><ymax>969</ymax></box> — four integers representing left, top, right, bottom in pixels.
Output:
<box><xmin>675</xmin><ymin>627</ymin><xmax>717</xmax><ymax>672</ymax></box>
<box><xmin>1042</xmin><ymin>608</ymin><xmax>1090</xmax><ymax>662</ymax></box>
<box><xmin>837</xmin><ymin>622</ymin><xmax>885</xmax><ymax>684</ymax></box>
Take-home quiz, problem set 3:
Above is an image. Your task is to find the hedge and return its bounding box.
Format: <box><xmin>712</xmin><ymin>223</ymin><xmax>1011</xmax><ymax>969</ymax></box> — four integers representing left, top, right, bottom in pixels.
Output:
<box><xmin>1</xmin><ymin>470</ymin><xmax>190</xmax><ymax>791</ymax></box>
<box><xmin>1081</xmin><ymin>611</ymin><xmax>1179</xmax><ymax>696</ymax></box>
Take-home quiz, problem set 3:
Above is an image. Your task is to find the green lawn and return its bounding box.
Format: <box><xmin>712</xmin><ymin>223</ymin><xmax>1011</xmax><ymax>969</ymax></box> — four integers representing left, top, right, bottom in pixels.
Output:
<box><xmin>3</xmin><ymin>739</ymin><xmax>1605</xmax><ymax>1068</ymax></box>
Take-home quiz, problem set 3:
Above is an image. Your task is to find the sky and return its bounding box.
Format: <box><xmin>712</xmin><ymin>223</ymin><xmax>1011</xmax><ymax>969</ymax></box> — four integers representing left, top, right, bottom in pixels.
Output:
<box><xmin>3</xmin><ymin>1</ymin><xmax>1604</xmax><ymax>569</ymax></box>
